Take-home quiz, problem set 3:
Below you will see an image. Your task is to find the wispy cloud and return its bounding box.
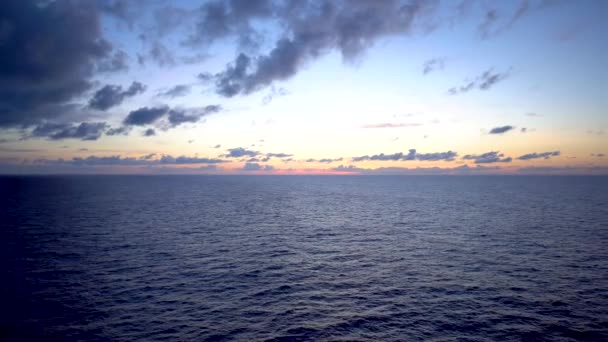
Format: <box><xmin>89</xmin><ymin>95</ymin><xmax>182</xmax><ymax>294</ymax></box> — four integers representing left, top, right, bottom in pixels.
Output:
<box><xmin>477</xmin><ymin>0</ymin><xmax>549</xmax><ymax>40</ymax></box>
<box><xmin>422</xmin><ymin>58</ymin><xmax>445</xmax><ymax>74</ymax></box>
<box><xmin>448</xmin><ymin>69</ymin><xmax>510</xmax><ymax>95</ymax></box>
<box><xmin>157</xmin><ymin>84</ymin><xmax>191</xmax><ymax>98</ymax></box>
<box><xmin>262</xmin><ymin>86</ymin><xmax>289</xmax><ymax>105</ymax></box>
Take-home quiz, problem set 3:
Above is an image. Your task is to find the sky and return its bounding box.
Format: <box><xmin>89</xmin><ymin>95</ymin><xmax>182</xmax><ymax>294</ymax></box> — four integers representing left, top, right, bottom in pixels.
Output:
<box><xmin>0</xmin><ymin>0</ymin><xmax>606</xmax><ymax>175</ymax></box>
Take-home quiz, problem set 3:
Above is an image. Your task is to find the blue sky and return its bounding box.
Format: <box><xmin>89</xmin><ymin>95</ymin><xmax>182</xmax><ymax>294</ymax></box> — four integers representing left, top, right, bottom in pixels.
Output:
<box><xmin>0</xmin><ymin>0</ymin><xmax>606</xmax><ymax>174</ymax></box>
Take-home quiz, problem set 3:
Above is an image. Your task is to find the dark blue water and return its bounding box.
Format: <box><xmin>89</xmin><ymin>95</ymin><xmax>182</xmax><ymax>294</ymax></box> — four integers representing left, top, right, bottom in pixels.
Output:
<box><xmin>1</xmin><ymin>176</ymin><xmax>607</xmax><ymax>341</ymax></box>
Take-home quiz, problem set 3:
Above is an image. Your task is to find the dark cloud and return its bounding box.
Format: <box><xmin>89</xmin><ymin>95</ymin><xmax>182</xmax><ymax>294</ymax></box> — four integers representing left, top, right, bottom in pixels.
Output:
<box><xmin>591</xmin><ymin>153</ymin><xmax>605</xmax><ymax>158</ymax></box>
<box><xmin>209</xmin><ymin>1</ymin><xmax>439</xmax><ymax>97</ymax></box>
<box><xmin>96</xmin><ymin>0</ymin><xmax>138</xmax><ymax>26</ymax></box>
<box><xmin>113</xmin><ymin>105</ymin><xmax>222</xmax><ymax>132</ymax></box>
<box><xmin>0</xmin><ymin>0</ymin><xmax>112</xmax><ymax>127</ymax></box>
<box><xmin>143</xmin><ymin>128</ymin><xmax>156</xmax><ymax>136</ymax></box>
<box><xmin>266</xmin><ymin>153</ymin><xmax>292</xmax><ymax>158</ymax></box>
<box><xmin>151</xmin><ymin>4</ymin><xmax>195</xmax><ymax>37</ymax></box>
<box><xmin>448</xmin><ymin>69</ymin><xmax>510</xmax><ymax>95</ymax></box>
<box><xmin>422</xmin><ymin>58</ymin><xmax>445</xmax><ymax>74</ymax></box>
<box><xmin>167</xmin><ymin>105</ymin><xmax>221</xmax><ymax>127</ymax></box>
<box><xmin>205</xmin><ymin>104</ymin><xmax>220</xmax><ymax>114</ymax></box>
<box><xmin>230</xmin><ymin>150</ymin><xmax>291</xmax><ymax>160</ymax></box>
<box><xmin>214</xmin><ymin>144</ymin><xmax>221</xmax><ymax>148</ymax></box>
<box><xmin>362</xmin><ymin>123</ymin><xmax>422</xmax><ymax>128</ymax></box>
<box><xmin>0</xmin><ymin>147</ymin><xmax>44</xmax><ymax>153</ymax></box>
<box><xmin>198</xmin><ymin>72</ymin><xmax>215</xmax><ymax>82</ymax></box>
<box><xmin>181</xmin><ymin>53</ymin><xmax>210</xmax><ymax>65</ymax></box>
<box><xmin>167</xmin><ymin>110</ymin><xmax>199</xmax><ymax>126</ymax></box>
<box><xmin>97</xmin><ymin>50</ymin><xmax>129</xmax><ymax>72</ymax></box>
<box><xmin>149</xmin><ymin>40</ymin><xmax>175</xmax><ymax>67</ymax></box>
<box><xmin>319</xmin><ymin>158</ymin><xmax>343</xmax><ymax>163</ymax></box>
<box><xmin>478</xmin><ymin>70</ymin><xmax>510</xmax><ymax>90</ymax></box>
<box><xmin>489</xmin><ymin>125</ymin><xmax>515</xmax><ymax>134</ymax></box>
<box><xmin>463</xmin><ymin>151</ymin><xmax>512</xmax><ymax>164</ymax></box>
<box><xmin>123</xmin><ymin>106</ymin><xmax>169</xmax><ymax>126</ymax></box>
<box><xmin>137</xmin><ymin>54</ymin><xmax>146</xmax><ymax>66</ymax></box>
<box><xmin>416</xmin><ymin>151</ymin><xmax>459</xmax><ymax>161</ymax></box>
<box><xmin>517</xmin><ymin>151</ymin><xmax>560</xmax><ymax>160</ymax></box>
<box><xmin>159</xmin><ymin>155</ymin><xmax>227</xmax><ymax>164</ymax></box>
<box><xmin>199</xmin><ymin>164</ymin><xmax>219</xmax><ymax>171</ymax></box>
<box><xmin>106</xmin><ymin>126</ymin><xmax>131</xmax><ymax>136</ymax></box>
<box><xmin>333</xmin><ymin>165</ymin><xmax>365</xmax><ymax>172</ymax></box>
<box><xmin>60</xmin><ymin>155</ymin><xmax>149</xmax><ymax>166</ymax></box>
<box><xmin>352</xmin><ymin>149</ymin><xmax>457</xmax><ymax>162</ymax></box>
<box><xmin>215</xmin><ymin>53</ymin><xmax>252</xmax><ymax>97</ymax></box>
<box><xmin>88</xmin><ymin>82</ymin><xmax>146</xmax><ymax>111</ymax></box>
<box><xmin>158</xmin><ymin>84</ymin><xmax>191</xmax><ymax>98</ymax></box>
<box><xmin>352</xmin><ymin>152</ymin><xmax>405</xmax><ymax>162</ymax></box>
<box><xmin>30</xmin><ymin>122</ymin><xmax>108</xmax><ymax>141</ymax></box>
<box><xmin>135</xmin><ymin>31</ymin><xmax>179</xmax><ymax>68</ymax></box>
<box><xmin>242</xmin><ymin>163</ymin><xmax>274</xmax><ymax>171</ymax></box>
<box><xmin>37</xmin><ymin>153</ymin><xmax>227</xmax><ymax>166</ymax></box>
<box><xmin>224</xmin><ymin>147</ymin><xmax>260</xmax><ymax>158</ymax></box>
<box><xmin>187</xmin><ymin>0</ymin><xmax>273</xmax><ymax>48</ymax></box>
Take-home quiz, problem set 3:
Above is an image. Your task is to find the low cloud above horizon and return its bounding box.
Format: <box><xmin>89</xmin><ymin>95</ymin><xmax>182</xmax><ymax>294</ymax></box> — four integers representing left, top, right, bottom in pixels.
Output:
<box><xmin>0</xmin><ymin>0</ymin><xmax>606</xmax><ymax>175</ymax></box>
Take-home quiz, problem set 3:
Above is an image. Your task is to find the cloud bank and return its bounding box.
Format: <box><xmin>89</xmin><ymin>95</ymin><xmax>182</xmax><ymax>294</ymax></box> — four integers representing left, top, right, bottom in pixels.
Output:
<box><xmin>352</xmin><ymin>149</ymin><xmax>457</xmax><ymax>162</ymax></box>
<box><xmin>463</xmin><ymin>151</ymin><xmax>512</xmax><ymax>164</ymax></box>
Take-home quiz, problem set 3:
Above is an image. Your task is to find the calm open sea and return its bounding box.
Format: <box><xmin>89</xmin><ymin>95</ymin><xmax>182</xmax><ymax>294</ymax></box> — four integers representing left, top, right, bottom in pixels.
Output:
<box><xmin>1</xmin><ymin>176</ymin><xmax>607</xmax><ymax>341</ymax></box>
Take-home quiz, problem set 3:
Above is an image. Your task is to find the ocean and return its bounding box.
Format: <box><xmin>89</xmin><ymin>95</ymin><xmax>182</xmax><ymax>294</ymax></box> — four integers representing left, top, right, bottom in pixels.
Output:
<box><xmin>1</xmin><ymin>175</ymin><xmax>607</xmax><ymax>341</ymax></box>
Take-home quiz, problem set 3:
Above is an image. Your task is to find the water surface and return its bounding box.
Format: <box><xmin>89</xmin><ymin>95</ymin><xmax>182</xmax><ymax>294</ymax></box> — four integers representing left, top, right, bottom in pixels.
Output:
<box><xmin>1</xmin><ymin>176</ymin><xmax>607</xmax><ymax>341</ymax></box>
